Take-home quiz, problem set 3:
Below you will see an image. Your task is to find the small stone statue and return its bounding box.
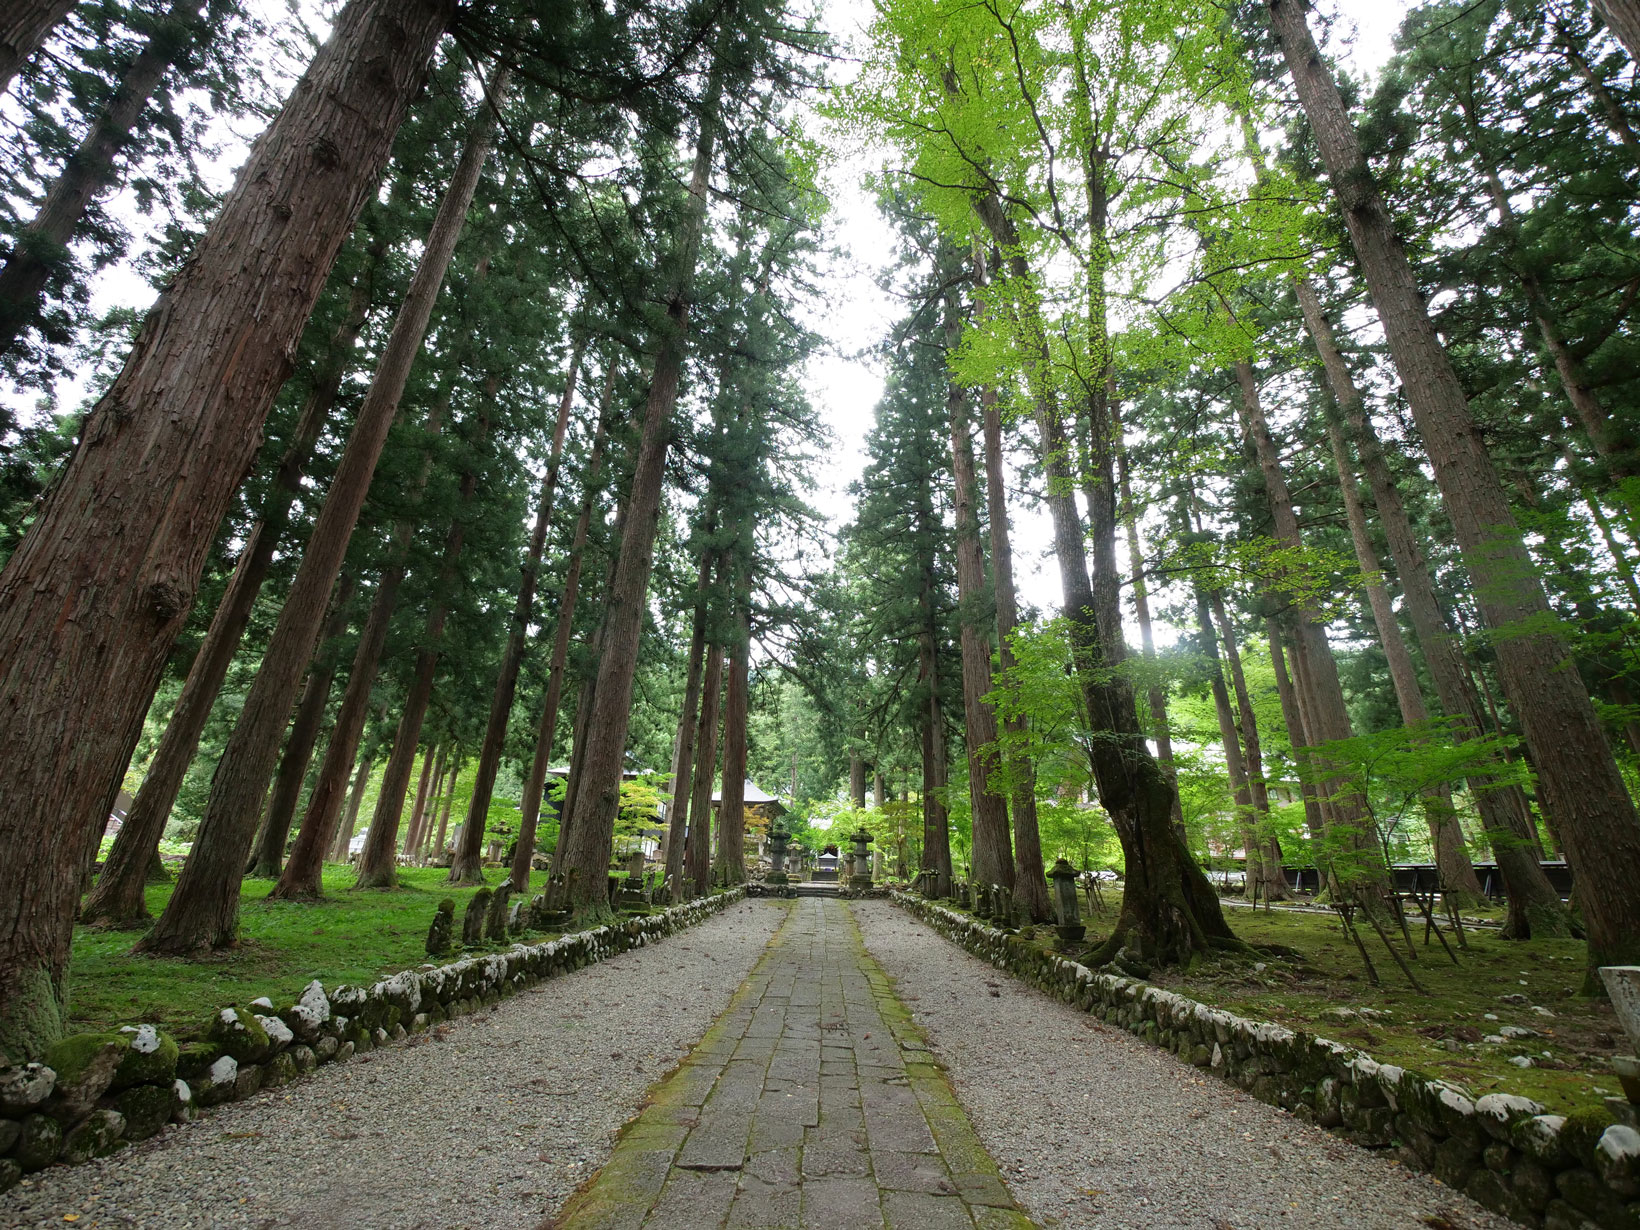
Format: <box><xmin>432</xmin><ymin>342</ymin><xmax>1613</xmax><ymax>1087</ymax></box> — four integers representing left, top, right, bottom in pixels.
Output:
<box><xmin>425</xmin><ymin>898</ymin><xmax>455</xmax><ymax>957</ymax></box>
<box><xmin>485</xmin><ymin>883</ymin><xmax>513</xmax><ymax>942</ymax></box>
<box><xmin>462</xmin><ymin>889</ymin><xmax>492</xmax><ymax>946</ymax></box>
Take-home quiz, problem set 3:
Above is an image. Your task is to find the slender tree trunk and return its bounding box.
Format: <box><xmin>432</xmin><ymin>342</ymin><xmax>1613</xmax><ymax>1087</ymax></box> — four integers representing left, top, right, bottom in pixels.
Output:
<box><xmin>1208</xmin><ymin>594</ymin><xmax>1289</xmax><ymax>902</ymax></box>
<box><xmin>556</xmin><ymin>55</ymin><xmax>723</xmax><ymax>916</ymax></box>
<box><xmin>509</xmin><ymin>375</ymin><xmax>617</xmax><ymax>892</ymax></box>
<box><xmin>138</xmin><ymin>67</ymin><xmax>503</xmax><ymax>956</ymax></box>
<box><xmin>0</xmin><ymin>0</ymin><xmax>451</xmax><ymax>1054</ymax></box>
<box><xmin>79</xmin><ymin>229</ymin><xmax>384</xmax><ymax>927</ymax></box>
<box><xmin>0</xmin><ymin>0</ymin><xmax>208</xmax><ymax>358</ymax></box>
<box><xmin>432</xmin><ymin>753</ymin><xmax>460</xmax><ymax>862</ymax></box>
<box><xmin>920</xmin><ymin>651</ymin><xmax>953</xmax><ymax>898</ymax></box>
<box><xmin>1270</xmin><ymin>0</ymin><xmax>1636</xmax><ymax>969</ymax></box>
<box><xmin>944</xmin><ymin>292</ymin><xmax>1012</xmax><ymax>891</ymax></box>
<box><xmin>0</xmin><ymin>0</ymin><xmax>80</xmax><ymax>94</ymax></box>
<box><xmin>1293</xmin><ymin>279</ymin><xmax>1570</xmax><ymax>938</ymax></box>
<box><xmin>270</xmin><ymin>521</ymin><xmax>421</xmax><ymax>900</ymax></box>
<box><xmin>1232</xmin><ymin>359</ymin><xmax>1385</xmax><ymax>890</ymax></box>
<box><xmin>1551</xmin><ymin>13</ymin><xmax>1640</xmax><ymax>151</ymax></box>
<box><xmin>1114</xmin><ymin>403</ymin><xmax>1186</xmax><ymax>841</ymax></box>
<box><xmin>407</xmin><ymin>745</ymin><xmax>446</xmax><ymax>862</ymax></box>
<box><xmin>686</xmin><ymin>647</ymin><xmax>724</xmax><ymax>898</ymax></box>
<box><xmin>716</xmin><ymin>601</ymin><xmax>749</xmax><ymax>886</ymax></box>
<box><xmin>247</xmin><ymin>572</ymin><xmax>357</xmax><ymax>878</ymax></box>
<box><xmin>1195</xmin><ymin>590</ymin><xmax>1261</xmax><ymax>898</ymax></box>
<box><xmin>459</xmin><ymin>344</ymin><xmax>584</xmax><ymax>885</ymax></box>
<box><xmin>335</xmin><ymin>751</ymin><xmax>372</xmax><ymax>860</ymax></box>
<box><xmin>1267</xmin><ymin>618</ymin><xmax>1327</xmax><ymax>847</ymax></box>
<box><xmin>978</xmin><ymin>384</ymin><xmax>1050</xmax><ymax>921</ymax></box>
<box><xmin>1322</xmin><ymin>409</ymin><xmax>1485</xmax><ymax>900</ymax></box>
<box><xmin>663</xmin><ymin>550</ymin><xmax>711</xmax><ymax>901</ymax></box>
<box><xmin>404</xmin><ymin>747</ymin><xmax>437</xmax><ymax>858</ymax></box>
<box><xmin>849</xmin><ymin>755</ymin><xmax>867</xmax><ymax>810</ymax></box>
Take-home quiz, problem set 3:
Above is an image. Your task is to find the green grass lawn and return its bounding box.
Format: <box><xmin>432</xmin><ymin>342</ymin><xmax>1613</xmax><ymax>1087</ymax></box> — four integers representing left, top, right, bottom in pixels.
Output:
<box><xmin>68</xmin><ymin>864</ymin><xmax>558</xmax><ymax>1040</ymax></box>
<box><xmin>1018</xmin><ymin>892</ymin><xmax>1623</xmax><ymax>1116</ymax></box>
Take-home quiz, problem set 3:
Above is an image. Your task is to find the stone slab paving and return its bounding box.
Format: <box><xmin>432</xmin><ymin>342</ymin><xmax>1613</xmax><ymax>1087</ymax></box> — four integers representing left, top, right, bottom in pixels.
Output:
<box><xmin>549</xmin><ymin>896</ymin><xmax>1033</xmax><ymax>1230</ymax></box>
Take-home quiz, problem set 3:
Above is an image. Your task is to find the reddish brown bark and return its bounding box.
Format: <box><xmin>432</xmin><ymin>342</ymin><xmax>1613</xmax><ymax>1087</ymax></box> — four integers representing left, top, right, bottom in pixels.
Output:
<box><xmin>977</xmin><ymin>381</ymin><xmax>1049</xmax><ymax>920</ymax></box>
<box><xmin>1593</xmin><ymin>0</ymin><xmax>1640</xmax><ymax>63</ymax></box>
<box><xmin>431</xmin><ymin>752</ymin><xmax>460</xmax><ymax>861</ymax></box>
<box><xmin>1294</xmin><ymin>251</ymin><xmax>1569</xmax><ymax>938</ymax></box>
<box><xmin>556</xmin><ymin>60</ymin><xmax>722</xmax><ymax>916</ymax></box>
<box><xmin>716</xmin><ymin>602</ymin><xmax>750</xmax><ymax>886</ymax></box>
<box><xmin>404</xmin><ymin>747</ymin><xmax>438</xmax><ymax>858</ymax></box>
<box><xmin>139</xmin><ymin>65</ymin><xmax>501</xmax><ymax>955</ymax></box>
<box><xmin>334</xmin><ymin>750</ymin><xmax>373</xmax><ymax>860</ymax></box>
<box><xmin>686</xmin><ymin>646</ymin><xmax>724</xmax><ymax>898</ymax></box>
<box><xmin>662</xmin><ymin>549</ymin><xmax>712</xmax><ymax>901</ymax></box>
<box><xmin>1270</xmin><ymin>0</ymin><xmax>1637</xmax><ymax>964</ymax></box>
<box><xmin>246</xmin><ymin>572</ymin><xmax>357</xmax><ymax>878</ymax></box>
<box><xmin>270</xmin><ymin>524</ymin><xmax>419</xmax><ymax>900</ymax></box>
<box><xmin>0</xmin><ymin>0</ymin><xmax>207</xmax><ymax>358</ymax></box>
<box><xmin>0</xmin><ymin>0</ymin><xmax>79</xmax><ymax>93</ymax></box>
<box><xmin>456</xmin><ymin>343</ymin><xmax>584</xmax><ymax>886</ymax></box>
<box><xmin>1266</xmin><ymin>618</ymin><xmax>1327</xmax><ymax>844</ymax></box>
<box><xmin>82</xmin><ymin>236</ymin><xmax>384</xmax><ymax>927</ymax></box>
<box><xmin>509</xmin><ymin>373</ymin><xmax>618</xmax><ymax>893</ymax></box>
<box><xmin>0</xmin><ymin>0</ymin><xmax>451</xmax><ymax>1052</ymax></box>
<box><xmin>944</xmin><ymin>293</ymin><xmax>1012</xmax><ymax>892</ymax></box>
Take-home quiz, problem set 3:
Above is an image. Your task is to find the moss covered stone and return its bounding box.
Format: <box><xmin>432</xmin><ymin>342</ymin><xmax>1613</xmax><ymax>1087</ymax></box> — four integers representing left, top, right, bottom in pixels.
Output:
<box><xmin>61</xmin><ymin>1109</ymin><xmax>125</xmax><ymax>1164</ymax></box>
<box><xmin>0</xmin><ymin>1156</ymin><xmax>19</xmax><ymax>1193</ymax></box>
<box><xmin>44</xmin><ymin>1032</ymin><xmax>127</xmax><ymax>1118</ymax></box>
<box><xmin>1559</xmin><ymin>1105</ymin><xmax>1618</xmax><ymax>1168</ymax></box>
<box><xmin>175</xmin><ymin>1040</ymin><xmax>222</xmax><ymax>1079</ymax></box>
<box><xmin>14</xmin><ymin>1112</ymin><xmax>61</xmax><ymax>1171</ymax></box>
<box><xmin>114</xmin><ymin>1083</ymin><xmax>175</xmax><ymax>1142</ymax></box>
<box><xmin>113</xmin><ymin>1024</ymin><xmax>178</xmax><ymax>1089</ymax></box>
<box><xmin>262</xmin><ymin>1050</ymin><xmax>298</xmax><ymax>1087</ymax></box>
<box><xmin>208</xmin><ymin>1006</ymin><xmax>271</xmax><ymax>1063</ymax></box>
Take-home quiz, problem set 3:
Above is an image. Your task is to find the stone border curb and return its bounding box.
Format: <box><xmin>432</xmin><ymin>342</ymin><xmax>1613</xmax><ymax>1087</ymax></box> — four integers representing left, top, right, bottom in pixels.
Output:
<box><xmin>0</xmin><ymin>889</ymin><xmax>745</xmax><ymax>1192</ymax></box>
<box><xmin>890</xmin><ymin>891</ymin><xmax>1639</xmax><ymax>1230</ymax></box>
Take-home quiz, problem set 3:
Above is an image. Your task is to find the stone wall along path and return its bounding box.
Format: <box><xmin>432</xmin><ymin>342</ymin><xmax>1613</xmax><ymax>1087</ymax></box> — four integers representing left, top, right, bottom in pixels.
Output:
<box><xmin>852</xmin><ymin>899</ymin><xmax>1516</xmax><ymax>1230</ymax></box>
<box><xmin>0</xmin><ymin>902</ymin><xmax>783</xmax><ymax>1229</ymax></box>
<box><xmin>550</xmin><ymin>896</ymin><xmax>1032</xmax><ymax>1229</ymax></box>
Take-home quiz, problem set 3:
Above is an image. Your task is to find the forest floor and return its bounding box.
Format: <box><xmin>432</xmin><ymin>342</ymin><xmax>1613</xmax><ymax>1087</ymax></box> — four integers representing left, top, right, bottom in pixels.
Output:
<box><xmin>982</xmin><ymin>890</ymin><xmax>1622</xmax><ymax>1116</ymax></box>
<box><xmin>67</xmin><ymin>864</ymin><xmax>556</xmax><ymax>1039</ymax></box>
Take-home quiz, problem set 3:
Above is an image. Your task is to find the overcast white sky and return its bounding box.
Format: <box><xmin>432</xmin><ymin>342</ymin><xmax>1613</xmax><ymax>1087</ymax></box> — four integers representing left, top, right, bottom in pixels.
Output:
<box><xmin>4</xmin><ymin>0</ymin><xmax>1413</xmax><ymax>620</ymax></box>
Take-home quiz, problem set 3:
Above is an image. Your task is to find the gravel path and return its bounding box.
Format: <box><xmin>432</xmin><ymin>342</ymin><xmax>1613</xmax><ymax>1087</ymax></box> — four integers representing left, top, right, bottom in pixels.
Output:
<box><xmin>850</xmin><ymin>900</ymin><xmax>1515</xmax><ymax>1230</ymax></box>
<box><xmin>0</xmin><ymin>902</ymin><xmax>782</xmax><ymax>1230</ymax></box>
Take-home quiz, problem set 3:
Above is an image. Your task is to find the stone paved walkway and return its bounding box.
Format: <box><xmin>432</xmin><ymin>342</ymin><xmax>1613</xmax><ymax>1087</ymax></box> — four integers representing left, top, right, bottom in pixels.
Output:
<box><xmin>550</xmin><ymin>897</ymin><xmax>1032</xmax><ymax>1229</ymax></box>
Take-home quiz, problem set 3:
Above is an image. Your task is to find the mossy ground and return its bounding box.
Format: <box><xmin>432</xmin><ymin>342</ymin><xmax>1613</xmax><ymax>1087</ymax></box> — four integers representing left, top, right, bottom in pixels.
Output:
<box><xmin>68</xmin><ymin>865</ymin><xmax>556</xmax><ymax>1039</ymax></box>
<box><xmin>970</xmin><ymin>891</ymin><xmax>1624</xmax><ymax>1116</ymax></box>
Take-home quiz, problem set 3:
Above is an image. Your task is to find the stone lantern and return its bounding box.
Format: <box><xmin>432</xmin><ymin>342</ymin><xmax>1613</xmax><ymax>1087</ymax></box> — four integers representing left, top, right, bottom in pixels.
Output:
<box><xmin>849</xmin><ymin>828</ymin><xmax>874</xmax><ymax>890</ymax></box>
<box><xmin>767</xmin><ymin>820</ymin><xmax>790</xmax><ymax>887</ymax></box>
<box><xmin>1049</xmin><ymin>858</ymin><xmax>1085</xmax><ymax>946</ymax></box>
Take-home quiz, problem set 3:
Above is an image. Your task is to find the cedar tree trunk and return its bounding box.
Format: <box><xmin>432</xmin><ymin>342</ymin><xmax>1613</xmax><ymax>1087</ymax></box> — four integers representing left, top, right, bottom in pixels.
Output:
<box><xmin>686</xmin><ymin>646</ymin><xmax>724</xmax><ymax>898</ymax></box>
<box><xmin>0</xmin><ymin>0</ymin><xmax>79</xmax><ymax>94</ymax></box>
<box><xmin>138</xmin><ymin>63</ymin><xmax>499</xmax><ymax>955</ymax></box>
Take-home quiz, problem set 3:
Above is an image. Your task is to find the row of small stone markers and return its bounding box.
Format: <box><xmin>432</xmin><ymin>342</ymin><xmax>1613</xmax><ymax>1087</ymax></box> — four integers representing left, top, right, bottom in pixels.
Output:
<box><xmin>0</xmin><ymin>888</ymin><xmax>743</xmax><ymax>1193</ymax></box>
<box><xmin>892</xmin><ymin>891</ymin><xmax>1640</xmax><ymax>1230</ymax></box>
